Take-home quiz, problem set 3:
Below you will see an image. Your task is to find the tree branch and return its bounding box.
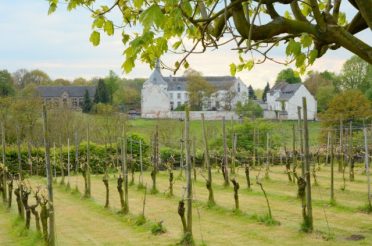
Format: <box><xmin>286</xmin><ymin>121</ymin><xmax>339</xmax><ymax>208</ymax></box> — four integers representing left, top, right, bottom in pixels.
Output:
<box><xmin>290</xmin><ymin>1</ymin><xmax>308</xmax><ymax>22</ymax></box>
<box><xmin>354</xmin><ymin>0</ymin><xmax>372</xmax><ymax>30</ymax></box>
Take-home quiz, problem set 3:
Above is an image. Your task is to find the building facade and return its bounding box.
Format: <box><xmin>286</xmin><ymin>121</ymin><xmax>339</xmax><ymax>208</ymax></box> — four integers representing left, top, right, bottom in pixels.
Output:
<box><xmin>264</xmin><ymin>82</ymin><xmax>317</xmax><ymax>120</ymax></box>
<box><xmin>141</xmin><ymin>61</ymin><xmax>249</xmax><ymax>118</ymax></box>
<box><xmin>37</xmin><ymin>86</ymin><xmax>96</xmax><ymax>110</ymax></box>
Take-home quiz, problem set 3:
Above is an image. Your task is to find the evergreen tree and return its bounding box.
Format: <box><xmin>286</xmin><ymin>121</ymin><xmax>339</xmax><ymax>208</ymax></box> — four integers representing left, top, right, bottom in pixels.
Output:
<box><xmin>82</xmin><ymin>89</ymin><xmax>92</xmax><ymax>113</ymax></box>
<box><xmin>248</xmin><ymin>85</ymin><xmax>256</xmax><ymax>100</ymax></box>
<box><xmin>262</xmin><ymin>82</ymin><xmax>270</xmax><ymax>102</ymax></box>
<box><xmin>94</xmin><ymin>79</ymin><xmax>110</xmax><ymax>104</ymax></box>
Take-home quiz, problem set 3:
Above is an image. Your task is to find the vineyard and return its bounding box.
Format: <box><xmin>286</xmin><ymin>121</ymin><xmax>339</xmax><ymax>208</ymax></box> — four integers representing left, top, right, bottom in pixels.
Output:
<box><xmin>0</xmin><ymin>104</ymin><xmax>372</xmax><ymax>246</ymax></box>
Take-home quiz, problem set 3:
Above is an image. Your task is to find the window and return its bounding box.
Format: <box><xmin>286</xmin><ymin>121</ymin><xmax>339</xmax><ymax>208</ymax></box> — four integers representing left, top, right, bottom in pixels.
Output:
<box><xmin>170</xmin><ymin>102</ymin><xmax>174</xmax><ymax>110</ymax></box>
<box><xmin>170</xmin><ymin>93</ymin><xmax>173</xmax><ymax>99</ymax></box>
<box><xmin>72</xmin><ymin>98</ymin><xmax>78</xmax><ymax>108</ymax></box>
<box><xmin>237</xmin><ymin>83</ymin><xmax>240</xmax><ymax>93</ymax></box>
<box><xmin>177</xmin><ymin>101</ymin><xmax>181</xmax><ymax>107</ymax></box>
<box><xmin>177</xmin><ymin>93</ymin><xmax>181</xmax><ymax>99</ymax></box>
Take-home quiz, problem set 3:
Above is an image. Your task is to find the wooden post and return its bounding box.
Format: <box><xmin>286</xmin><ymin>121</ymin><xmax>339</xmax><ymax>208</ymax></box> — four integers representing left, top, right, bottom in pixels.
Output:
<box><xmin>292</xmin><ymin>124</ymin><xmax>298</xmax><ymax>182</ymax></box>
<box><xmin>27</xmin><ymin>141</ymin><xmax>32</xmax><ymax>175</ymax></box>
<box><xmin>192</xmin><ymin>137</ymin><xmax>197</xmax><ymax>181</ymax></box>
<box><xmin>253</xmin><ymin>128</ymin><xmax>256</xmax><ymax>167</ymax></box>
<box><xmin>201</xmin><ymin>113</ymin><xmax>214</xmax><ymax>205</ymax></box>
<box><xmin>302</xmin><ymin>97</ymin><xmax>313</xmax><ymax>231</ymax></box>
<box><xmin>180</xmin><ymin>137</ymin><xmax>184</xmax><ymax>176</ymax></box>
<box><xmin>42</xmin><ymin>105</ymin><xmax>55</xmax><ymax>246</ymax></box>
<box><xmin>231</xmin><ymin>133</ymin><xmax>237</xmax><ymax>175</ymax></box>
<box><xmin>349</xmin><ymin>121</ymin><xmax>354</xmax><ymax>181</ymax></box>
<box><xmin>74</xmin><ymin>130</ymin><xmax>79</xmax><ymax>173</ymax></box>
<box><xmin>122</xmin><ymin>127</ymin><xmax>129</xmax><ymax>214</ymax></box>
<box><xmin>222</xmin><ymin>117</ymin><xmax>229</xmax><ymax>186</ymax></box>
<box><xmin>325</xmin><ymin>131</ymin><xmax>330</xmax><ymax>165</ymax></box>
<box><xmin>1</xmin><ymin>122</ymin><xmax>7</xmax><ymax>202</ymax></box>
<box><xmin>15</xmin><ymin>125</ymin><xmax>25</xmax><ymax>219</ymax></box>
<box><xmin>67</xmin><ymin>138</ymin><xmax>70</xmax><ymax>185</ymax></box>
<box><xmin>330</xmin><ymin>131</ymin><xmax>335</xmax><ymax>203</ymax></box>
<box><xmin>297</xmin><ymin>106</ymin><xmax>304</xmax><ymax>177</ymax></box>
<box><xmin>85</xmin><ymin>124</ymin><xmax>91</xmax><ymax>197</ymax></box>
<box><xmin>185</xmin><ymin>106</ymin><xmax>193</xmax><ymax>237</ymax></box>
<box><xmin>339</xmin><ymin>119</ymin><xmax>343</xmax><ymax>172</ymax></box>
<box><xmin>53</xmin><ymin>142</ymin><xmax>56</xmax><ymax>178</ymax></box>
<box><xmin>364</xmin><ymin>128</ymin><xmax>371</xmax><ymax>208</ymax></box>
<box><xmin>139</xmin><ymin>140</ymin><xmax>143</xmax><ymax>185</ymax></box>
<box><xmin>265</xmin><ymin>132</ymin><xmax>270</xmax><ymax>179</ymax></box>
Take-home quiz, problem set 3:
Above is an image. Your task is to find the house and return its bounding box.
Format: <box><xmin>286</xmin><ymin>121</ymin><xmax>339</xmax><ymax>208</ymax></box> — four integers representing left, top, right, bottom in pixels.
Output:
<box><xmin>141</xmin><ymin>60</ymin><xmax>250</xmax><ymax>118</ymax></box>
<box><xmin>264</xmin><ymin>82</ymin><xmax>317</xmax><ymax>120</ymax></box>
<box><xmin>37</xmin><ymin>86</ymin><xmax>96</xmax><ymax>110</ymax></box>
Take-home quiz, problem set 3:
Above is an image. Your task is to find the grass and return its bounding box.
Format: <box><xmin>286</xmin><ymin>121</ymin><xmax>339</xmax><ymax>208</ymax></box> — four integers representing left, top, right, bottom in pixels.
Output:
<box><xmin>3</xmin><ymin>161</ymin><xmax>371</xmax><ymax>245</ymax></box>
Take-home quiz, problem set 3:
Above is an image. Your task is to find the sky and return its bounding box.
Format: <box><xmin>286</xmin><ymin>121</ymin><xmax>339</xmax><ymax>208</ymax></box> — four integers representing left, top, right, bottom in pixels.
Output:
<box><xmin>0</xmin><ymin>0</ymin><xmax>370</xmax><ymax>89</ymax></box>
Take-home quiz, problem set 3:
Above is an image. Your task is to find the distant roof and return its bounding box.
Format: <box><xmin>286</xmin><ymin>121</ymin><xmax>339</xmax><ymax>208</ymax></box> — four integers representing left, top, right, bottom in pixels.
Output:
<box><xmin>37</xmin><ymin>86</ymin><xmax>96</xmax><ymax>98</ymax></box>
<box><xmin>164</xmin><ymin>76</ymin><xmax>237</xmax><ymax>91</ymax></box>
<box><xmin>269</xmin><ymin>82</ymin><xmax>301</xmax><ymax>101</ymax></box>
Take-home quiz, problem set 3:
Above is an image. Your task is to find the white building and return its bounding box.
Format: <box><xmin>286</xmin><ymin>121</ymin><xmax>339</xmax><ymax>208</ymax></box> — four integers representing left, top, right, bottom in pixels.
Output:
<box><xmin>264</xmin><ymin>82</ymin><xmax>317</xmax><ymax>120</ymax></box>
<box><xmin>141</xmin><ymin>61</ymin><xmax>249</xmax><ymax>118</ymax></box>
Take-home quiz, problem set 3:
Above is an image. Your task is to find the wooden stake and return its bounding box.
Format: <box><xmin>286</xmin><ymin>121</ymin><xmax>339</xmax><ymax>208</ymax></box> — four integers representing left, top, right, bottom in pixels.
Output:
<box><xmin>42</xmin><ymin>105</ymin><xmax>55</xmax><ymax>246</ymax></box>
<box><xmin>185</xmin><ymin>106</ymin><xmax>193</xmax><ymax>236</ymax></box>
<box><xmin>302</xmin><ymin>97</ymin><xmax>313</xmax><ymax>231</ymax></box>
<box><xmin>201</xmin><ymin>113</ymin><xmax>214</xmax><ymax>205</ymax></box>
<box><xmin>330</xmin><ymin>132</ymin><xmax>335</xmax><ymax>202</ymax></box>
<box><xmin>222</xmin><ymin>117</ymin><xmax>229</xmax><ymax>186</ymax></box>
<box><xmin>297</xmin><ymin>106</ymin><xmax>304</xmax><ymax>177</ymax></box>
<box><xmin>364</xmin><ymin>128</ymin><xmax>371</xmax><ymax>208</ymax></box>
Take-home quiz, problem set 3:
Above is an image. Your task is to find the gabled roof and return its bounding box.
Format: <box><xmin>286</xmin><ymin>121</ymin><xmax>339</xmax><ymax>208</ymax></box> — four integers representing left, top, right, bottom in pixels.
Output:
<box><xmin>164</xmin><ymin>76</ymin><xmax>237</xmax><ymax>91</ymax></box>
<box><xmin>37</xmin><ymin>86</ymin><xmax>96</xmax><ymax>98</ymax></box>
<box><xmin>269</xmin><ymin>82</ymin><xmax>301</xmax><ymax>101</ymax></box>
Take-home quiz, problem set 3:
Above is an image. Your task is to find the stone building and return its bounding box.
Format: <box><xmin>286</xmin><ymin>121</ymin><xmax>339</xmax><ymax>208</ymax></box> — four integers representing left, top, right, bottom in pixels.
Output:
<box><xmin>37</xmin><ymin>86</ymin><xmax>96</xmax><ymax>110</ymax></box>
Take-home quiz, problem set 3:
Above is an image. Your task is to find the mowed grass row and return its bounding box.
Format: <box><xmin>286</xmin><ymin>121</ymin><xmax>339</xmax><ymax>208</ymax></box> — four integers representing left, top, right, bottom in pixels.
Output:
<box><xmin>49</xmin><ymin>163</ymin><xmax>372</xmax><ymax>245</ymax></box>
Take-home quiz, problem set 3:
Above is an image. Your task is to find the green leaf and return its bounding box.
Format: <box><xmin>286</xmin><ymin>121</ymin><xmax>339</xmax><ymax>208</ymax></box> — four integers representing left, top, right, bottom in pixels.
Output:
<box><xmin>284</xmin><ymin>11</ymin><xmax>292</xmax><ymax>19</ymax></box>
<box><xmin>286</xmin><ymin>39</ymin><xmax>301</xmax><ymax>56</ymax></box>
<box><xmin>122</xmin><ymin>33</ymin><xmax>130</xmax><ymax>45</ymax></box>
<box><xmin>172</xmin><ymin>40</ymin><xmax>182</xmax><ymax>50</ymax></box>
<box><xmin>93</xmin><ymin>17</ymin><xmax>105</xmax><ymax>28</ymax></box>
<box><xmin>245</xmin><ymin>60</ymin><xmax>254</xmax><ymax>71</ymax></box>
<box><xmin>300</xmin><ymin>34</ymin><xmax>312</xmax><ymax>48</ymax></box>
<box><xmin>133</xmin><ymin>0</ymin><xmax>143</xmax><ymax>9</ymax></box>
<box><xmin>183</xmin><ymin>61</ymin><xmax>189</xmax><ymax>69</ymax></box>
<box><xmin>104</xmin><ymin>20</ymin><xmax>114</xmax><ymax>36</ymax></box>
<box><xmin>89</xmin><ymin>31</ymin><xmax>100</xmax><ymax>46</ymax></box>
<box><xmin>230</xmin><ymin>63</ymin><xmax>237</xmax><ymax>76</ymax></box>
<box><xmin>48</xmin><ymin>3</ymin><xmax>57</xmax><ymax>15</ymax></box>
<box><xmin>122</xmin><ymin>59</ymin><xmax>135</xmax><ymax>73</ymax></box>
<box><xmin>139</xmin><ymin>4</ymin><xmax>164</xmax><ymax>29</ymax></box>
<box><xmin>295</xmin><ymin>53</ymin><xmax>306</xmax><ymax>67</ymax></box>
<box><xmin>308</xmin><ymin>49</ymin><xmax>318</xmax><ymax>65</ymax></box>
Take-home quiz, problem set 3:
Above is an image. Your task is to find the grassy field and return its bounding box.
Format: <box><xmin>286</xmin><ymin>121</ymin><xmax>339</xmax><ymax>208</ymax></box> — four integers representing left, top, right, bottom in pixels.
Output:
<box><xmin>2</xmin><ymin>163</ymin><xmax>371</xmax><ymax>245</ymax></box>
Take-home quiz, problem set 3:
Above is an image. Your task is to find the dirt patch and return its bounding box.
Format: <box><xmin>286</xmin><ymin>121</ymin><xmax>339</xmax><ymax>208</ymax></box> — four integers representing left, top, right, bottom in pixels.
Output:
<box><xmin>345</xmin><ymin>234</ymin><xmax>365</xmax><ymax>241</ymax></box>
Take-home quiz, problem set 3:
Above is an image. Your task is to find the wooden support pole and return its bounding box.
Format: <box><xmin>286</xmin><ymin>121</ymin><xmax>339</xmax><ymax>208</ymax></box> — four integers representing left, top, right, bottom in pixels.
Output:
<box><xmin>302</xmin><ymin>97</ymin><xmax>313</xmax><ymax>231</ymax></box>
<box><xmin>297</xmin><ymin>106</ymin><xmax>304</xmax><ymax>177</ymax></box>
<box><xmin>201</xmin><ymin>113</ymin><xmax>214</xmax><ymax>205</ymax></box>
<box><xmin>364</xmin><ymin>128</ymin><xmax>371</xmax><ymax>208</ymax></box>
<box><xmin>185</xmin><ymin>106</ymin><xmax>193</xmax><ymax>236</ymax></box>
<box><xmin>222</xmin><ymin>117</ymin><xmax>229</xmax><ymax>186</ymax></box>
<box><xmin>330</xmin><ymin>131</ymin><xmax>335</xmax><ymax>202</ymax></box>
<box><xmin>42</xmin><ymin>105</ymin><xmax>55</xmax><ymax>246</ymax></box>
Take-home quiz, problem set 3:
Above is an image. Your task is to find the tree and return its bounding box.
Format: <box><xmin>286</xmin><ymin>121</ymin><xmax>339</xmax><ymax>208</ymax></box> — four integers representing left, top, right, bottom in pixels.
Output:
<box><xmin>304</xmin><ymin>71</ymin><xmax>336</xmax><ymax>95</ymax></box>
<box><xmin>72</xmin><ymin>77</ymin><xmax>88</xmax><ymax>85</ymax></box>
<box><xmin>337</xmin><ymin>56</ymin><xmax>372</xmax><ymax>92</ymax></box>
<box><xmin>105</xmin><ymin>71</ymin><xmax>120</xmax><ymax>103</ymax></box>
<box><xmin>47</xmin><ymin>1</ymin><xmax>372</xmax><ymax>75</ymax></box>
<box><xmin>0</xmin><ymin>70</ymin><xmax>15</xmax><ymax>96</ymax></box>
<box><xmin>316</xmin><ymin>85</ymin><xmax>336</xmax><ymax>112</ymax></box>
<box><xmin>12</xmin><ymin>69</ymin><xmax>29</xmax><ymax>88</ymax></box>
<box><xmin>53</xmin><ymin>78</ymin><xmax>71</xmax><ymax>85</ymax></box>
<box><xmin>248</xmin><ymin>85</ymin><xmax>256</xmax><ymax>100</ymax></box>
<box><xmin>94</xmin><ymin>79</ymin><xmax>110</xmax><ymax>104</ymax></box>
<box><xmin>320</xmin><ymin>90</ymin><xmax>371</xmax><ymax>125</ymax></box>
<box><xmin>186</xmin><ymin>69</ymin><xmax>215</xmax><ymax>110</ymax></box>
<box><xmin>262</xmin><ymin>82</ymin><xmax>270</xmax><ymax>102</ymax></box>
<box><xmin>235</xmin><ymin>100</ymin><xmax>263</xmax><ymax>119</ymax></box>
<box><xmin>276</xmin><ymin>68</ymin><xmax>301</xmax><ymax>84</ymax></box>
<box><xmin>22</xmin><ymin>70</ymin><xmax>51</xmax><ymax>87</ymax></box>
<box><xmin>82</xmin><ymin>90</ymin><xmax>93</xmax><ymax>113</ymax></box>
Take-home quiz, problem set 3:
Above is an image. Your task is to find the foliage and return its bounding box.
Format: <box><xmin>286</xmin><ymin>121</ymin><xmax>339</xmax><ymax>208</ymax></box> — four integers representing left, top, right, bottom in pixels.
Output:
<box><xmin>235</xmin><ymin>100</ymin><xmax>263</xmax><ymax>119</ymax></box>
<box><xmin>104</xmin><ymin>70</ymin><xmax>120</xmax><ymax>103</ymax></box>
<box><xmin>320</xmin><ymin>90</ymin><xmax>371</xmax><ymax>125</ymax></box>
<box><xmin>46</xmin><ymin>0</ymin><xmax>372</xmax><ymax>75</ymax></box>
<box><xmin>0</xmin><ymin>70</ymin><xmax>15</xmax><ymax>96</ymax></box>
<box><xmin>275</xmin><ymin>68</ymin><xmax>301</xmax><ymax>84</ymax></box>
<box><xmin>337</xmin><ymin>56</ymin><xmax>372</xmax><ymax>92</ymax></box>
<box><xmin>316</xmin><ymin>85</ymin><xmax>336</xmax><ymax>113</ymax></box>
<box><xmin>113</xmin><ymin>78</ymin><xmax>145</xmax><ymax>111</ymax></box>
<box><xmin>248</xmin><ymin>85</ymin><xmax>256</xmax><ymax>100</ymax></box>
<box><xmin>186</xmin><ymin>69</ymin><xmax>215</xmax><ymax>111</ymax></box>
<box><xmin>94</xmin><ymin>79</ymin><xmax>110</xmax><ymax>104</ymax></box>
<box><xmin>82</xmin><ymin>89</ymin><xmax>93</xmax><ymax>113</ymax></box>
<box><xmin>262</xmin><ymin>83</ymin><xmax>270</xmax><ymax>102</ymax></box>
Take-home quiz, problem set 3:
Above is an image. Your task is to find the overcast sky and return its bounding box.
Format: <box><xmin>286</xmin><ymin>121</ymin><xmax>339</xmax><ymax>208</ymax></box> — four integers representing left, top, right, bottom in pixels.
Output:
<box><xmin>0</xmin><ymin>0</ymin><xmax>370</xmax><ymax>89</ymax></box>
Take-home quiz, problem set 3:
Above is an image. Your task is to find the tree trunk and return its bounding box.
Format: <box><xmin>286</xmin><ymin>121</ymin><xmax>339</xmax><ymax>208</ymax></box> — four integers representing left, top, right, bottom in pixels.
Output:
<box><xmin>302</xmin><ymin>97</ymin><xmax>313</xmax><ymax>232</ymax></box>
<box><xmin>231</xmin><ymin>178</ymin><xmax>240</xmax><ymax>211</ymax></box>
<box><xmin>7</xmin><ymin>177</ymin><xmax>13</xmax><ymax>208</ymax></box>
<box><xmin>103</xmin><ymin>174</ymin><xmax>109</xmax><ymax>208</ymax></box>
<box><xmin>201</xmin><ymin>113</ymin><xmax>215</xmax><ymax>205</ymax></box>
<box><xmin>42</xmin><ymin>105</ymin><xmax>55</xmax><ymax>246</ymax></box>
